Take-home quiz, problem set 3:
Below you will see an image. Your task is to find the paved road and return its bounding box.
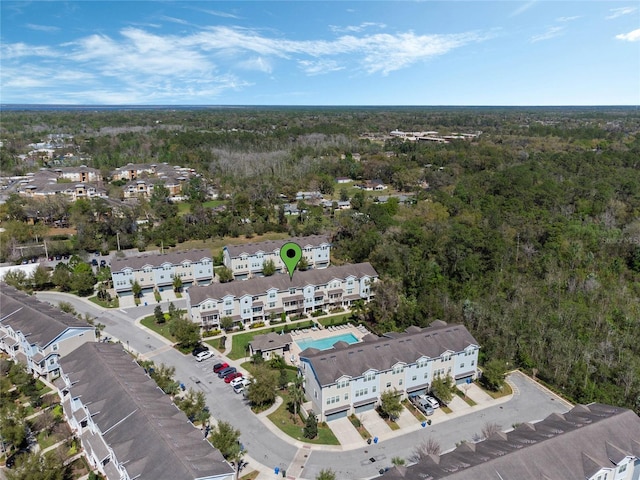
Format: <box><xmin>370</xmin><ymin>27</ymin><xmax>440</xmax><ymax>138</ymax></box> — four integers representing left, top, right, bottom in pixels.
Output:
<box><xmin>36</xmin><ymin>292</ymin><xmax>573</xmax><ymax>480</ymax></box>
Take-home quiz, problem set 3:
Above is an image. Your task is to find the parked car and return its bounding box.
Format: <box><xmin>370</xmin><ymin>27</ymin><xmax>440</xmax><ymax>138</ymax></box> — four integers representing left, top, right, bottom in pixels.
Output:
<box><xmin>224</xmin><ymin>372</ymin><xmax>243</xmax><ymax>384</ymax></box>
<box><xmin>232</xmin><ymin>377</ymin><xmax>251</xmax><ymax>394</ymax></box>
<box><xmin>195</xmin><ymin>350</ymin><xmax>214</xmax><ymax>362</ymax></box>
<box><xmin>55</xmin><ymin>254</ymin><xmax>62</xmax><ymax>260</ymax></box>
<box><xmin>230</xmin><ymin>376</ymin><xmax>246</xmax><ymax>388</ymax></box>
<box><xmin>217</xmin><ymin>366</ymin><xmax>236</xmax><ymax>378</ymax></box>
<box><xmin>213</xmin><ymin>362</ymin><xmax>229</xmax><ymax>373</ymax></box>
<box><xmin>100</xmin><ymin>260</ymin><xmax>107</xmax><ymax>267</ymax></box>
<box><xmin>91</xmin><ymin>259</ymin><xmax>99</xmax><ymax>266</ymax></box>
<box><xmin>192</xmin><ymin>344</ymin><xmax>209</xmax><ymax>356</ymax></box>
<box><xmin>424</xmin><ymin>395</ymin><xmax>440</xmax><ymax>409</ymax></box>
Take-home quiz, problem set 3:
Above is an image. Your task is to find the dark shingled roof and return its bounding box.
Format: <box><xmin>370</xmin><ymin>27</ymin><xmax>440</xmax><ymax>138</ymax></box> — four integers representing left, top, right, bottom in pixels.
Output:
<box><xmin>381</xmin><ymin>403</ymin><xmax>640</xmax><ymax>480</ymax></box>
<box><xmin>188</xmin><ymin>262</ymin><xmax>378</xmax><ymax>305</ymax></box>
<box><xmin>111</xmin><ymin>249</ymin><xmax>211</xmax><ymax>272</ymax></box>
<box><xmin>0</xmin><ymin>283</ymin><xmax>93</xmax><ymax>347</ymax></box>
<box><xmin>301</xmin><ymin>322</ymin><xmax>479</xmax><ymax>386</ymax></box>
<box><xmin>59</xmin><ymin>343</ymin><xmax>234</xmax><ymax>480</ymax></box>
<box><xmin>250</xmin><ymin>332</ymin><xmax>293</xmax><ymax>352</ymax></box>
<box><xmin>224</xmin><ymin>235</ymin><xmax>330</xmax><ymax>258</ymax></box>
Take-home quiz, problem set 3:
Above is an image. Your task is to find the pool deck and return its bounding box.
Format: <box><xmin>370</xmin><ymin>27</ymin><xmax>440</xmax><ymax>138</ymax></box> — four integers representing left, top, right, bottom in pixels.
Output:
<box><xmin>287</xmin><ymin>323</ymin><xmax>370</xmax><ymax>366</ymax></box>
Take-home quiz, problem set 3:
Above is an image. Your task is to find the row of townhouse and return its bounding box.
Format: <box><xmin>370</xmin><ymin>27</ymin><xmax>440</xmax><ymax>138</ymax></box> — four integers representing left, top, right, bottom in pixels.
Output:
<box><xmin>299</xmin><ymin>321</ymin><xmax>480</xmax><ymax>422</ymax></box>
<box><xmin>0</xmin><ymin>283</ymin><xmax>96</xmax><ymax>380</ymax></box>
<box><xmin>187</xmin><ymin>262</ymin><xmax>378</xmax><ymax>330</ymax></box>
<box><xmin>110</xmin><ymin>249</ymin><xmax>214</xmax><ymax>298</ymax></box>
<box><xmin>381</xmin><ymin>403</ymin><xmax>640</xmax><ymax>480</ymax></box>
<box><xmin>56</xmin><ymin>343</ymin><xmax>235</xmax><ymax>480</ymax></box>
<box><xmin>223</xmin><ymin>235</ymin><xmax>331</xmax><ymax>280</ymax></box>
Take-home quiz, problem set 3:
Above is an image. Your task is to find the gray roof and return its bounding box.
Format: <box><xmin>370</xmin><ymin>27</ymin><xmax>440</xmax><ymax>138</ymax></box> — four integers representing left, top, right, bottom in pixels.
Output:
<box><xmin>250</xmin><ymin>332</ymin><xmax>292</xmax><ymax>352</ymax></box>
<box><xmin>224</xmin><ymin>235</ymin><xmax>330</xmax><ymax>258</ymax></box>
<box><xmin>188</xmin><ymin>262</ymin><xmax>378</xmax><ymax>305</ymax></box>
<box><xmin>59</xmin><ymin>343</ymin><xmax>234</xmax><ymax>480</ymax></box>
<box><xmin>0</xmin><ymin>284</ymin><xmax>93</xmax><ymax>348</ymax></box>
<box><xmin>111</xmin><ymin>249</ymin><xmax>211</xmax><ymax>272</ymax></box>
<box><xmin>301</xmin><ymin>322</ymin><xmax>479</xmax><ymax>386</ymax></box>
<box><xmin>381</xmin><ymin>403</ymin><xmax>640</xmax><ymax>480</ymax></box>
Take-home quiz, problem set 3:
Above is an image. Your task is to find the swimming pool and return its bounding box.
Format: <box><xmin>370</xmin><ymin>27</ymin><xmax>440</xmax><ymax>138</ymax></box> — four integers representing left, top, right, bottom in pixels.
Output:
<box><xmin>296</xmin><ymin>332</ymin><xmax>359</xmax><ymax>351</ymax></box>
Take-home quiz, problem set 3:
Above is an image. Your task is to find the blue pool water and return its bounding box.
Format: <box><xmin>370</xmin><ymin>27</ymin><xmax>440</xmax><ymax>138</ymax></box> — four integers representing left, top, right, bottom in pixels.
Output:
<box><xmin>296</xmin><ymin>332</ymin><xmax>359</xmax><ymax>351</ymax></box>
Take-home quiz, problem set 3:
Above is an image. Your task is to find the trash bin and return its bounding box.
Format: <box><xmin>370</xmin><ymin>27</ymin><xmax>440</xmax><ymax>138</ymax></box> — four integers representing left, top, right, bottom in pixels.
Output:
<box><xmin>274</xmin><ymin>467</ymin><xmax>279</xmax><ymax>475</ymax></box>
<box><xmin>282</xmin><ymin>470</ymin><xmax>286</xmax><ymax>477</ymax></box>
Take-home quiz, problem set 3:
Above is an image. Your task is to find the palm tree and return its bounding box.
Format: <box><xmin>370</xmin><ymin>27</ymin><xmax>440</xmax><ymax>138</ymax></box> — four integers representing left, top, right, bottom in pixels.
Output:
<box><xmin>173</xmin><ymin>275</ymin><xmax>183</xmax><ymax>293</ymax></box>
<box><xmin>290</xmin><ymin>376</ymin><xmax>305</xmax><ymax>418</ymax></box>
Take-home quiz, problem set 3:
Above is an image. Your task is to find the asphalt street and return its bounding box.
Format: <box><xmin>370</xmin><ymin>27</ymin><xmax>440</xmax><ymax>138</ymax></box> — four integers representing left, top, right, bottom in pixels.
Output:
<box><xmin>36</xmin><ymin>292</ymin><xmax>573</xmax><ymax>480</ymax></box>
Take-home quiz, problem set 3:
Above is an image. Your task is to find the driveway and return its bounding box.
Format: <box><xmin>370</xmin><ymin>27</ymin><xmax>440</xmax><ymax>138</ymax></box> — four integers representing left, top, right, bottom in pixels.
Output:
<box><xmin>328</xmin><ymin>416</ymin><xmax>365</xmax><ymax>448</ymax></box>
<box><xmin>459</xmin><ymin>382</ymin><xmax>493</xmax><ymax>405</ymax></box>
<box><xmin>359</xmin><ymin>410</ymin><xmax>391</xmax><ymax>440</ymax></box>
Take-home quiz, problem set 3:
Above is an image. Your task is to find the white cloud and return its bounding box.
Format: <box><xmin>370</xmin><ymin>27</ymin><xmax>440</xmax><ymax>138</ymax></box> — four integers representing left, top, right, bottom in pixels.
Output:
<box><xmin>298</xmin><ymin>59</ymin><xmax>345</xmax><ymax>76</ymax></box>
<box><xmin>509</xmin><ymin>1</ymin><xmax>537</xmax><ymax>18</ymax></box>
<box><xmin>606</xmin><ymin>7</ymin><xmax>637</xmax><ymax>20</ymax></box>
<box><xmin>615</xmin><ymin>28</ymin><xmax>640</xmax><ymax>42</ymax></box>
<box><xmin>237</xmin><ymin>57</ymin><xmax>273</xmax><ymax>73</ymax></box>
<box><xmin>26</xmin><ymin>23</ymin><xmax>60</xmax><ymax>32</ymax></box>
<box><xmin>197</xmin><ymin>8</ymin><xmax>241</xmax><ymax>19</ymax></box>
<box><xmin>0</xmin><ymin>42</ymin><xmax>57</xmax><ymax>59</ymax></box>
<box><xmin>555</xmin><ymin>16</ymin><xmax>581</xmax><ymax>22</ymax></box>
<box><xmin>329</xmin><ymin>22</ymin><xmax>386</xmax><ymax>34</ymax></box>
<box><xmin>531</xmin><ymin>26</ymin><xmax>564</xmax><ymax>43</ymax></box>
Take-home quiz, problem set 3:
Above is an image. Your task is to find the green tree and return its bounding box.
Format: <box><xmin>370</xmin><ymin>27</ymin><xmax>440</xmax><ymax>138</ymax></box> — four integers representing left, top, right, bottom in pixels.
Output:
<box><xmin>245</xmin><ymin>365</ymin><xmax>278</xmax><ymax>407</ymax></box>
<box><xmin>209</xmin><ymin>420</ymin><xmax>242</xmax><ymax>460</ymax></box>
<box><xmin>57</xmin><ymin>301</ymin><xmax>76</xmax><ymax>315</ymax></box>
<box><xmin>6</xmin><ymin>451</ymin><xmax>67</xmax><ymax>480</ymax></box>
<box><xmin>297</xmin><ymin>256</ymin><xmax>309</xmax><ymax>271</ymax></box>
<box><xmin>379</xmin><ymin>389</ymin><xmax>403</xmax><ymax>420</ymax></box>
<box><xmin>262</xmin><ymin>258</ymin><xmax>277</xmax><ymax>276</ymax></box>
<box><xmin>303</xmin><ymin>411</ymin><xmax>318</xmax><ymax>439</ymax></box>
<box><xmin>220</xmin><ymin>316</ymin><xmax>234</xmax><ymax>331</ymax></box>
<box><xmin>315</xmin><ymin>469</ymin><xmax>337</xmax><ymax>480</ymax></box>
<box><xmin>176</xmin><ymin>389</ymin><xmax>210</xmax><ymax>424</ymax></box>
<box><xmin>30</xmin><ymin>265</ymin><xmax>51</xmax><ymax>290</ymax></box>
<box><xmin>481</xmin><ymin>359</ymin><xmax>507</xmax><ymax>392</ymax></box>
<box><xmin>154</xmin><ymin>305</ymin><xmax>165</xmax><ymax>324</ymax></box>
<box><xmin>51</xmin><ymin>263</ymin><xmax>72</xmax><ymax>292</ymax></box>
<box><xmin>217</xmin><ymin>266</ymin><xmax>234</xmax><ymax>283</ymax></box>
<box><xmin>70</xmin><ymin>262</ymin><xmax>97</xmax><ymax>296</ymax></box>
<box><xmin>3</xmin><ymin>269</ymin><xmax>28</xmax><ymax>290</ymax></box>
<box><xmin>391</xmin><ymin>457</ymin><xmax>406</xmax><ymax>466</ymax></box>
<box><xmin>145</xmin><ymin>362</ymin><xmax>179</xmax><ymax>395</ymax></box>
<box><xmin>431</xmin><ymin>375</ymin><xmax>456</xmax><ymax>405</ymax></box>
<box><xmin>131</xmin><ymin>280</ymin><xmax>142</xmax><ymax>299</ymax></box>
<box><xmin>173</xmin><ymin>275</ymin><xmax>183</xmax><ymax>293</ymax></box>
<box><xmin>169</xmin><ymin>316</ymin><xmax>201</xmax><ymax>349</ymax></box>
<box><xmin>289</xmin><ymin>376</ymin><xmax>305</xmax><ymax>418</ymax></box>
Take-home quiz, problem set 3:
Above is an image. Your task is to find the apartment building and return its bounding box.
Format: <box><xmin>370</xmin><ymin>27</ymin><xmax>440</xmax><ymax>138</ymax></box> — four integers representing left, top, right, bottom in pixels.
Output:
<box><xmin>299</xmin><ymin>321</ymin><xmax>480</xmax><ymax>422</ymax></box>
<box><xmin>0</xmin><ymin>284</ymin><xmax>96</xmax><ymax>380</ymax></box>
<box><xmin>17</xmin><ymin>169</ymin><xmax>107</xmax><ymax>201</ymax></box>
<box><xmin>111</xmin><ymin>249</ymin><xmax>213</xmax><ymax>299</ymax></box>
<box><xmin>223</xmin><ymin>235</ymin><xmax>331</xmax><ymax>280</ymax></box>
<box><xmin>114</xmin><ymin>162</ymin><xmax>196</xmax><ymax>200</ymax></box>
<box><xmin>186</xmin><ymin>262</ymin><xmax>377</xmax><ymax>330</ymax></box>
<box><xmin>381</xmin><ymin>403</ymin><xmax>640</xmax><ymax>480</ymax></box>
<box><xmin>53</xmin><ymin>165</ymin><xmax>101</xmax><ymax>183</ymax></box>
<box><xmin>56</xmin><ymin>342</ymin><xmax>235</xmax><ymax>480</ymax></box>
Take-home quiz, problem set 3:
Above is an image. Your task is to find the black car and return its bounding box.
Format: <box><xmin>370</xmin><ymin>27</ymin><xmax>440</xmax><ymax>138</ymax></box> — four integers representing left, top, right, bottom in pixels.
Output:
<box><xmin>91</xmin><ymin>259</ymin><xmax>99</xmax><ymax>266</ymax></box>
<box><xmin>100</xmin><ymin>259</ymin><xmax>107</xmax><ymax>267</ymax></box>
<box><xmin>192</xmin><ymin>344</ymin><xmax>209</xmax><ymax>356</ymax></box>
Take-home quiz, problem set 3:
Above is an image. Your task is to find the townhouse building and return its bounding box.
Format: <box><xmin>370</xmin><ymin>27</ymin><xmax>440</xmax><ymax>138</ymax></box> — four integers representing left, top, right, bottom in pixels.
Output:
<box><xmin>299</xmin><ymin>321</ymin><xmax>480</xmax><ymax>422</ymax></box>
<box><xmin>223</xmin><ymin>235</ymin><xmax>331</xmax><ymax>280</ymax></box>
<box><xmin>0</xmin><ymin>284</ymin><xmax>96</xmax><ymax>380</ymax></box>
<box><xmin>381</xmin><ymin>403</ymin><xmax>640</xmax><ymax>480</ymax></box>
<box><xmin>56</xmin><ymin>342</ymin><xmax>235</xmax><ymax>480</ymax></box>
<box><xmin>111</xmin><ymin>249</ymin><xmax>213</xmax><ymax>299</ymax></box>
<box><xmin>186</xmin><ymin>262</ymin><xmax>377</xmax><ymax>330</ymax></box>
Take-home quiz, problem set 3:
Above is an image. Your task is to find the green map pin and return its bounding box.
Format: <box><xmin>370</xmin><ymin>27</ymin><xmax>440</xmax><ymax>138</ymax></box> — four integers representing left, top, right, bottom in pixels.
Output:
<box><xmin>280</xmin><ymin>241</ymin><xmax>302</xmax><ymax>279</ymax></box>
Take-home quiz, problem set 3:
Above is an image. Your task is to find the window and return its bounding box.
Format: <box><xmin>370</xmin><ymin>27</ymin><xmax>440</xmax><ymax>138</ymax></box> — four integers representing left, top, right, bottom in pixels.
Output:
<box><xmin>460</xmin><ymin>363</ymin><xmax>465</xmax><ymax>368</ymax></box>
<box><xmin>344</xmin><ymin>393</ymin><xmax>349</xmax><ymax>400</ymax></box>
<box><xmin>619</xmin><ymin>464</ymin><xmax>627</xmax><ymax>473</ymax></box>
<box><xmin>365</xmin><ymin>372</ymin><xmax>376</xmax><ymax>382</ymax></box>
<box><xmin>412</xmin><ymin>375</ymin><xmax>417</xmax><ymax>381</ymax></box>
<box><xmin>398</xmin><ymin>379</ymin><xmax>403</xmax><ymax>386</ymax></box>
<box><xmin>386</xmin><ymin>382</ymin><xmax>391</xmax><ymax>388</ymax></box>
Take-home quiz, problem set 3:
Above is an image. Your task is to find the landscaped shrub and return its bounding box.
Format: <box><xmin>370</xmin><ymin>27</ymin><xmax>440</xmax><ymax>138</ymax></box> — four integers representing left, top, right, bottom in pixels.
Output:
<box><xmin>250</xmin><ymin>322</ymin><xmax>266</xmax><ymax>329</ymax></box>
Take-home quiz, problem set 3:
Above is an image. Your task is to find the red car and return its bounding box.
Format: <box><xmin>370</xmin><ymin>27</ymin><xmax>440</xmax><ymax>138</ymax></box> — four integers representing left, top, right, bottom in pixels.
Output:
<box><xmin>213</xmin><ymin>362</ymin><xmax>229</xmax><ymax>373</ymax></box>
<box><xmin>224</xmin><ymin>372</ymin><xmax>243</xmax><ymax>384</ymax></box>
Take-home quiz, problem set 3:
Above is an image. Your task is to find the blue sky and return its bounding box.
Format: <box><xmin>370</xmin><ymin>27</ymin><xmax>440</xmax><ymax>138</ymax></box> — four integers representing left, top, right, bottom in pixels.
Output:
<box><xmin>1</xmin><ymin>1</ymin><xmax>638</xmax><ymax>105</ymax></box>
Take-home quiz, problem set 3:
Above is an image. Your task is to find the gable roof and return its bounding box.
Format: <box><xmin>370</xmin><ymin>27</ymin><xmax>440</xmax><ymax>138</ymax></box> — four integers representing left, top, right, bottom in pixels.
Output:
<box><xmin>301</xmin><ymin>322</ymin><xmax>479</xmax><ymax>386</ymax></box>
<box><xmin>111</xmin><ymin>249</ymin><xmax>211</xmax><ymax>272</ymax></box>
<box><xmin>250</xmin><ymin>332</ymin><xmax>293</xmax><ymax>352</ymax></box>
<box><xmin>0</xmin><ymin>284</ymin><xmax>93</xmax><ymax>347</ymax></box>
<box><xmin>381</xmin><ymin>403</ymin><xmax>640</xmax><ymax>480</ymax></box>
<box><xmin>59</xmin><ymin>343</ymin><xmax>234</xmax><ymax>480</ymax></box>
<box><xmin>188</xmin><ymin>262</ymin><xmax>378</xmax><ymax>305</ymax></box>
<box><xmin>224</xmin><ymin>235</ymin><xmax>330</xmax><ymax>258</ymax></box>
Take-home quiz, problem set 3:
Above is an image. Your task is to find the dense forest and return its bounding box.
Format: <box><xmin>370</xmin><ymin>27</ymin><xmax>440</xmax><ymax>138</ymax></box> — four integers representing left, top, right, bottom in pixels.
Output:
<box><xmin>1</xmin><ymin>106</ymin><xmax>639</xmax><ymax>414</ymax></box>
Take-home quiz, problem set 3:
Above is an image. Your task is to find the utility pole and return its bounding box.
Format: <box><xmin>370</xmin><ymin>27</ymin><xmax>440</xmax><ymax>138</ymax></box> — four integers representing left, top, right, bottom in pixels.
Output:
<box><xmin>116</xmin><ymin>232</ymin><xmax>121</xmax><ymax>251</ymax></box>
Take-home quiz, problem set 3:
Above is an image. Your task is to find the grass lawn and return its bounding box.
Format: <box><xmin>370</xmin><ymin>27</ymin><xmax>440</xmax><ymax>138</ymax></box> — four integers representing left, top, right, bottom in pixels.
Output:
<box><xmin>228</xmin><ymin>320</ymin><xmax>314</xmax><ymax>360</ymax></box>
<box><xmin>88</xmin><ymin>295</ymin><xmax>119</xmax><ymax>308</ymax></box>
<box><xmin>481</xmin><ymin>382</ymin><xmax>513</xmax><ymax>399</ymax></box>
<box><xmin>317</xmin><ymin>314</ymin><xmax>351</xmax><ymax>327</ymax></box>
<box><xmin>239</xmin><ymin>471</ymin><xmax>259</xmax><ymax>480</ymax></box>
<box><xmin>140</xmin><ymin>315</ymin><xmax>178</xmax><ymax>343</ymax></box>
<box><xmin>178</xmin><ymin>232</ymin><xmax>290</xmax><ymax>257</ymax></box>
<box><xmin>267</xmin><ymin>390</ymin><xmax>339</xmax><ymax>445</ymax></box>
<box><xmin>456</xmin><ymin>389</ymin><xmax>478</xmax><ymax>406</ymax></box>
<box><xmin>176</xmin><ymin>203</ymin><xmax>191</xmax><ymax>216</ymax></box>
<box><xmin>349</xmin><ymin>414</ymin><xmax>371</xmax><ymax>439</ymax></box>
<box><xmin>202</xmin><ymin>200</ymin><xmax>225</xmax><ymax>208</ymax></box>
